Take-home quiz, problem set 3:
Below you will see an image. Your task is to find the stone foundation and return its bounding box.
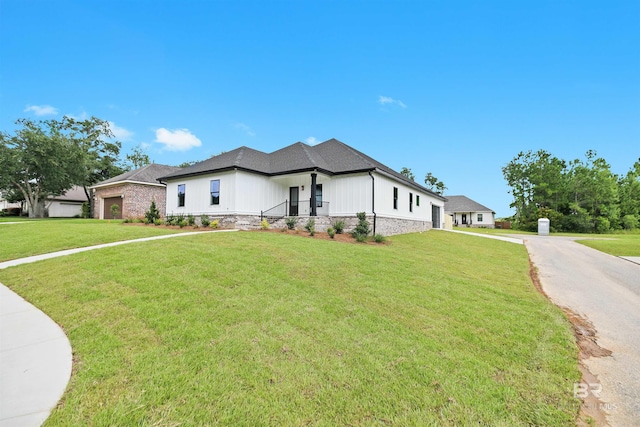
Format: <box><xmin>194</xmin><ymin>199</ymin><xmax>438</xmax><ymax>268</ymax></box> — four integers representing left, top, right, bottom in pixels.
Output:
<box><xmin>199</xmin><ymin>214</ymin><xmax>432</xmax><ymax>236</ymax></box>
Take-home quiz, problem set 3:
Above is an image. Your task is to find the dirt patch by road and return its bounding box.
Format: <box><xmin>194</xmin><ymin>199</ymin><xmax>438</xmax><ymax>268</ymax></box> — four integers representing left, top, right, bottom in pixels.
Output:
<box><xmin>528</xmin><ymin>255</ymin><xmax>611</xmax><ymax>426</ymax></box>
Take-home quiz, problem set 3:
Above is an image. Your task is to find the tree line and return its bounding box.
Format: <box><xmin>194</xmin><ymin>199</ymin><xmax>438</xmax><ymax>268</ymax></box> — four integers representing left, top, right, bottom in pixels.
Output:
<box><xmin>0</xmin><ymin>117</ymin><xmax>151</xmax><ymax>218</ymax></box>
<box><xmin>503</xmin><ymin>150</ymin><xmax>640</xmax><ymax>232</ymax></box>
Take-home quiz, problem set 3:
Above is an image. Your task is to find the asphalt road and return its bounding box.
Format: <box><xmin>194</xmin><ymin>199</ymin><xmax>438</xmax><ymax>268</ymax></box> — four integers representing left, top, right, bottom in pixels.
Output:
<box><xmin>520</xmin><ymin>235</ymin><xmax>640</xmax><ymax>426</ymax></box>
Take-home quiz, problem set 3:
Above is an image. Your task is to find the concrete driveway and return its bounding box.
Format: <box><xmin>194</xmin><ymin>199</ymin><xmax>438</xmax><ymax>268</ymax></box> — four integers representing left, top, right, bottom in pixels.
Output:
<box><xmin>520</xmin><ymin>234</ymin><xmax>640</xmax><ymax>426</ymax></box>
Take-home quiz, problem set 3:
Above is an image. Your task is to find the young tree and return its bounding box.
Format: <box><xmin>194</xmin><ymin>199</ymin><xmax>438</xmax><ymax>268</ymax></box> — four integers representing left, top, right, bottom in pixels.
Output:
<box><xmin>400</xmin><ymin>167</ymin><xmax>415</xmax><ymax>181</ymax></box>
<box><xmin>0</xmin><ymin>119</ymin><xmax>86</xmax><ymax>218</ymax></box>
<box><xmin>125</xmin><ymin>144</ymin><xmax>151</xmax><ymax>169</ymax></box>
<box><xmin>424</xmin><ymin>172</ymin><xmax>447</xmax><ymax>195</ymax></box>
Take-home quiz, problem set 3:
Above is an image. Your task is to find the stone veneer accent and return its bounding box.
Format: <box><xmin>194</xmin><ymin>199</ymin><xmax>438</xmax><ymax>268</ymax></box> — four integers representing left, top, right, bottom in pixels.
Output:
<box><xmin>93</xmin><ymin>183</ymin><xmax>168</xmax><ymax>219</ymax></box>
<box><xmin>198</xmin><ymin>214</ymin><xmax>432</xmax><ymax>236</ymax></box>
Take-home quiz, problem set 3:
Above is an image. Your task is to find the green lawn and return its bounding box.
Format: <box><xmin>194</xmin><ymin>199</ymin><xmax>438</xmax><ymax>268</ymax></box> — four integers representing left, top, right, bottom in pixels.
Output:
<box><xmin>0</xmin><ymin>230</ymin><xmax>581</xmax><ymax>426</ymax></box>
<box><xmin>576</xmin><ymin>234</ymin><xmax>640</xmax><ymax>256</ymax></box>
<box><xmin>0</xmin><ymin>219</ymin><xmax>187</xmax><ymax>262</ymax></box>
<box><xmin>454</xmin><ymin>226</ymin><xmax>640</xmax><ymax>256</ymax></box>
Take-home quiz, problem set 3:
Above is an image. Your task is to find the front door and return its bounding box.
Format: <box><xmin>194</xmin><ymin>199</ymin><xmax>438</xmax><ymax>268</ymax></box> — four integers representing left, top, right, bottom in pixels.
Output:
<box><xmin>432</xmin><ymin>205</ymin><xmax>440</xmax><ymax>229</ymax></box>
<box><xmin>289</xmin><ymin>187</ymin><xmax>299</xmax><ymax>216</ymax></box>
<box><xmin>461</xmin><ymin>213</ymin><xmax>467</xmax><ymax>225</ymax></box>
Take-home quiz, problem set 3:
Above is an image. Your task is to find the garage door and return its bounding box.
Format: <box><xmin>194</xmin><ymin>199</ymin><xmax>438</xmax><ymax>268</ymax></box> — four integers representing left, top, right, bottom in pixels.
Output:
<box><xmin>432</xmin><ymin>205</ymin><xmax>440</xmax><ymax>229</ymax></box>
<box><xmin>103</xmin><ymin>197</ymin><xmax>123</xmax><ymax>219</ymax></box>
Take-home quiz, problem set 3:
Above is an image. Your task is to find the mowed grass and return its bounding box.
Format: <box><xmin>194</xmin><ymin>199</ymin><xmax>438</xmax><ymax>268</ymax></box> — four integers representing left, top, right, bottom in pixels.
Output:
<box><xmin>0</xmin><ymin>231</ymin><xmax>581</xmax><ymax>426</ymax></box>
<box><xmin>576</xmin><ymin>233</ymin><xmax>640</xmax><ymax>256</ymax></box>
<box><xmin>454</xmin><ymin>226</ymin><xmax>640</xmax><ymax>256</ymax></box>
<box><xmin>0</xmin><ymin>219</ymin><xmax>187</xmax><ymax>262</ymax></box>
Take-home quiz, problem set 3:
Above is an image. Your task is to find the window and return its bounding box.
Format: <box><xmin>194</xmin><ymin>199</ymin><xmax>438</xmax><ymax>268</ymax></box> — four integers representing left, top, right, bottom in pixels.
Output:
<box><xmin>210</xmin><ymin>180</ymin><xmax>220</xmax><ymax>205</ymax></box>
<box><xmin>409</xmin><ymin>192</ymin><xmax>413</xmax><ymax>212</ymax></box>
<box><xmin>393</xmin><ymin>187</ymin><xmax>398</xmax><ymax>209</ymax></box>
<box><xmin>416</xmin><ymin>195</ymin><xmax>420</xmax><ymax>207</ymax></box>
<box><xmin>315</xmin><ymin>184</ymin><xmax>323</xmax><ymax>207</ymax></box>
<box><xmin>177</xmin><ymin>184</ymin><xmax>185</xmax><ymax>207</ymax></box>
<box><xmin>477</xmin><ymin>213</ymin><xmax>483</xmax><ymax>222</ymax></box>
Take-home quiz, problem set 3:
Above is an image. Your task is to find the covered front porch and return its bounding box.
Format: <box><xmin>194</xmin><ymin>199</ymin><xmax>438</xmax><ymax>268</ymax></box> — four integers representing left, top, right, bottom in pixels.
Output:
<box><xmin>262</xmin><ymin>171</ymin><xmax>330</xmax><ymax>220</ymax></box>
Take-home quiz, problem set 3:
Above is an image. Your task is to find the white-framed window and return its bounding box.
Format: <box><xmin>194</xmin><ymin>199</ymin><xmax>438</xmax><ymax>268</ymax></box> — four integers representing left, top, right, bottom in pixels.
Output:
<box><xmin>178</xmin><ymin>184</ymin><xmax>185</xmax><ymax>207</ymax></box>
<box><xmin>477</xmin><ymin>213</ymin><xmax>483</xmax><ymax>222</ymax></box>
<box><xmin>210</xmin><ymin>180</ymin><xmax>220</xmax><ymax>205</ymax></box>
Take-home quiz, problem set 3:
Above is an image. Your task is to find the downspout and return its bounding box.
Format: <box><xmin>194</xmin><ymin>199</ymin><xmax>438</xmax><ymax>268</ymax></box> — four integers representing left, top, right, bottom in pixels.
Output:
<box><xmin>368</xmin><ymin>170</ymin><xmax>376</xmax><ymax>235</ymax></box>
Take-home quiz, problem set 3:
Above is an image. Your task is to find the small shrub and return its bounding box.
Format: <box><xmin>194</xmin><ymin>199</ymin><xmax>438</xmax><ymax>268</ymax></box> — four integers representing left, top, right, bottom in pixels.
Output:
<box><xmin>145</xmin><ymin>199</ymin><xmax>161</xmax><ymax>224</ymax></box>
<box><xmin>153</xmin><ymin>218</ymin><xmax>163</xmax><ymax>226</ymax></box>
<box><xmin>178</xmin><ymin>219</ymin><xmax>187</xmax><ymax>228</ymax></box>
<box><xmin>260</xmin><ymin>219</ymin><xmax>270</xmax><ymax>230</ymax></box>
<box><xmin>351</xmin><ymin>212</ymin><xmax>371</xmax><ymax>240</ymax></box>
<box><xmin>327</xmin><ymin>227</ymin><xmax>335</xmax><ymax>239</ymax></box>
<box><xmin>304</xmin><ymin>218</ymin><xmax>315</xmax><ymax>235</ymax></box>
<box><xmin>165</xmin><ymin>215</ymin><xmax>176</xmax><ymax>226</ymax></box>
<box><xmin>354</xmin><ymin>233</ymin><xmax>368</xmax><ymax>243</ymax></box>
<box><xmin>187</xmin><ymin>214</ymin><xmax>196</xmax><ymax>226</ymax></box>
<box><xmin>210</xmin><ymin>219</ymin><xmax>219</xmax><ymax>229</ymax></box>
<box><xmin>373</xmin><ymin>233</ymin><xmax>386</xmax><ymax>243</ymax></box>
<box><xmin>81</xmin><ymin>202</ymin><xmax>91</xmax><ymax>218</ymax></box>
<box><xmin>332</xmin><ymin>220</ymin><xmax>345</xmax><ymax>234</ymax></box>
<box><xmin>200</xmin><ymin>215</ymin><xmax>211</xmax><ymax>227</ymax></box>
<box><xmin>285</xmin><ymin>217</ymin><xmax>298</xmax><ymax>230</ymax></box>
<box><xmin>110</xmin><ymin>203</ymin><xmax>120</xmax><ymax>219</ymax></box>
<box><xmin>123</xmin><ymin>218</ymin><xmax>132</xmax><ymax>223</ymax></box>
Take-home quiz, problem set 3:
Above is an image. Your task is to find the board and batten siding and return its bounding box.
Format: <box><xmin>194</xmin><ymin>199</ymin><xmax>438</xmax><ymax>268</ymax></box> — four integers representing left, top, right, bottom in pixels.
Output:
<box><xmin>164</xmin><ymin>169</ymin><xmax>445</xmax><ymax>226</ymax></box>
<box><xmin>374</xmin><ymin>172</ymin><xmax>445</xmax><ymax>225</ymax></box>
<box><xmin>165</xmin><ymin>171</ymin><xmax>237</xmax><ymax>215</ymax></box>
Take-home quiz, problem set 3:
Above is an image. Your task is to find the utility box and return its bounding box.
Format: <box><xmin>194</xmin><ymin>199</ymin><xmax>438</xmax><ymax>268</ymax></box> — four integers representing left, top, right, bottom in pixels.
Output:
<box><xmin>538</xmin><ymin>218</ymin><xmax>550</xmax><ymax>236</ymax></box>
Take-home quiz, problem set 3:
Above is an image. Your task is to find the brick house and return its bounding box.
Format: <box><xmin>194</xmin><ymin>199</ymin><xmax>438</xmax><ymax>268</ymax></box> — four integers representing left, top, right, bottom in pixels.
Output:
<box><xmin>91</xmin><ymin>164</ymin><xmax>181</xmax><ymax>220</ymax></box>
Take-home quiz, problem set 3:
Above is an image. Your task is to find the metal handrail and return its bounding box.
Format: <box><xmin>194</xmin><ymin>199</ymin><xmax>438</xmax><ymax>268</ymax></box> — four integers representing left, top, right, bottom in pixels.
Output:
<box><xmin>261</xmin><ymin>200</ymin><xmax>288</xmax><ymax>221</ymax></box>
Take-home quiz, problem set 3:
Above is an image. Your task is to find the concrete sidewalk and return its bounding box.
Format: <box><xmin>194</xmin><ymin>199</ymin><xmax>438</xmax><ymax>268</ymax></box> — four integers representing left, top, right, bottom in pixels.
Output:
<box><xmin>0</xmin><ymin>229</ymin><xmax>238</xmax><ymax>426</ymax></box>
<box><xmin>0</xmin><ymin>286</ymin><xmax>72</xmax><ymax>427</ymax></box>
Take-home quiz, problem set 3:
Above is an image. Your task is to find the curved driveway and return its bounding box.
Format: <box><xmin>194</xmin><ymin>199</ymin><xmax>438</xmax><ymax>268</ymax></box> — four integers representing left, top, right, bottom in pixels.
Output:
<box><xmin>520</xmin><ymin>235</ymin><xmax>640</xmax><ymax>426</ymax></box>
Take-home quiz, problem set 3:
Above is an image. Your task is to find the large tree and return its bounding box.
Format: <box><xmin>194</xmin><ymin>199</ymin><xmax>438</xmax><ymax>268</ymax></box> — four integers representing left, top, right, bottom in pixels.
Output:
<box><xmin>503</xmin><ymin>149</ymin><xmax>631</xmax><ymax>232</ymax></box>
<box><xmin>0</xmin><ymin>119</ymin><xmax>86</xmax><ymax>217</ymax></box>
<box><xmin>61</xmin><ymin>116</ymin><xmax>125</xmax><ymax>214</ymax></box>
<box><xmin>0</xmin><ymin>117</ymin><xmax>124</xmax><ymax>218</ymax></box>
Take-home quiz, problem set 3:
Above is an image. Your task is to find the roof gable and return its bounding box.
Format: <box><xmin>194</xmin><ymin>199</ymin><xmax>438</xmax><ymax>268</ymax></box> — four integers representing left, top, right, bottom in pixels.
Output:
<box><xmin>92</xmin><ymin>163</ymin><xmax>181</xmax><ymax>187</ymax></box>
<box><xmin>444</xmin><ymin>195</ymin><xmax>494</xmax><ymax>213</ymax></box>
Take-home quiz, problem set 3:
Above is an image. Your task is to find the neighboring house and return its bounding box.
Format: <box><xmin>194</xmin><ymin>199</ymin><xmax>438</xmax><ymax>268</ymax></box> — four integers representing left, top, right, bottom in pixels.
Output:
<box><xmin>91</xmin><ymin>164</ymin><xmax>181</xmax><ymax>220</ymax></box>
<box><xmin>0</xmin><ymin>193</ymin><xmax>22</xmax><ymax>215</ymax></box>
<box><xmin>46</xmin><ymin>186</ymin><xmax>88</xmax><ymax>217</ymax></box>
<box><xmin>444</xmin><ymin>195</ymin><xmax>495</xmax><ymax>228</ymax></box>
<box><xmin>158</xmin><ymin>138</ymin><xmax>447</xmax><ymax>235</ymax></box>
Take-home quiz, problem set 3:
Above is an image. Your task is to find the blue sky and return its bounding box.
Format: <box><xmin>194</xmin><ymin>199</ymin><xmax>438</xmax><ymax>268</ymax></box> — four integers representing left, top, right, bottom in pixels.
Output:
<box><xmin>1</xmin><ymin>0</ymin><xmax>638</xmax><ymax>217</ymax></box>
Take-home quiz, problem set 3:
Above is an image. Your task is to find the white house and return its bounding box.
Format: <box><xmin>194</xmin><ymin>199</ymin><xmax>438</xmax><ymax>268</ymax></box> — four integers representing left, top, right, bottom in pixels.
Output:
<box><xmin>46</xmin><ymin>186</ymin><xmax>89</xmax><ymax>217</ymax></box>
<box><xmin>158</xmin><ymin>139</ymin><xmax>447</xmax><ymax>235</ymax></box>
<box><xmin>444</xmin><ymin>195</ymin><xmax>495</xmax><ymax>228</ymax></box>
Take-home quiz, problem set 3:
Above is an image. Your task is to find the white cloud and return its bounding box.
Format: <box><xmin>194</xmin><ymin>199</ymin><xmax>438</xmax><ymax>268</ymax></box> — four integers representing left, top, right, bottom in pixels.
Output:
<box><xmin>154</xmin><ymin>128</ymin><xmax>202</xmax><ymax>151</ymax></box>
<box><xmin>140</xmin><ymin>142</ymin><xmax>152</xmax><ymax>150</ymax></box>
<box><xmin>24</xmin><ymin>104</ymin><xmax>58</xmax><ymax>116</ymax></box>
<box><xmin>108</xmin><ymin>121</ymin><xmax>134</xmax><ymax>141</ymax></box>
<box><xmin>66</xmin><ymin>110</ymin><xmax>89</xmax><ymax>121</ymax></box>
<box><xmin>378</xmin><ymin>95</ymin><xmax>407</xmax><ymax>109</ymax></box>
<box><xmin>234</xmin><ymin>122</ymin><xmax>256</xmax><ymax>137</ymax></box>
<box><xmin>306</xmin><ymin>137</ymin><xmax>319</xmax><ymax>145</ymax></box>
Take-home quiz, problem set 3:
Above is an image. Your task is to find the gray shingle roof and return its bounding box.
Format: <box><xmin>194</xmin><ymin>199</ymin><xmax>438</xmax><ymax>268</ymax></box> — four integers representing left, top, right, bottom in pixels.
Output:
<box><xmin>444</xmin><ymin>195</ymin><xmax>494</xmax><ymax>213</ymax></box>
<box><xmin>159</xmin><ymin>138</ymin><xmax>446</xmax><ymax>200</ymax></box>
<box><xmin>92</xmin><ymin>163</ymin><xmax>182</xmax><ymax>188</ymax></box>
